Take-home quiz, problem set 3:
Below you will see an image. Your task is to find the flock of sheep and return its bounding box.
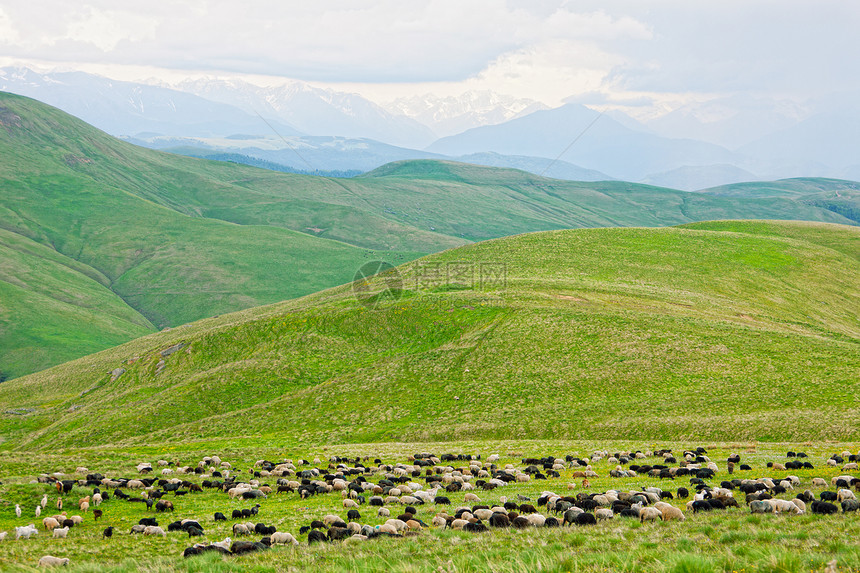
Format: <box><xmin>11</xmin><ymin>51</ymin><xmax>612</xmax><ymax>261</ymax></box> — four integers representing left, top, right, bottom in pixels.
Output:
<box><xmin>2</xmin><ymin>447</ymin><xmax>860</xmax><ymax>567</ymax></box>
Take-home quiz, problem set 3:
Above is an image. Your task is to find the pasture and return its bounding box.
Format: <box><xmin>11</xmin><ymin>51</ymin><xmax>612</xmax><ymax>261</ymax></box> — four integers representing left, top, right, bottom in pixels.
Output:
<box><xmin>0</xmin><ymin>440</ymin><xmax>859</xmax><ymax>572</ymax></box>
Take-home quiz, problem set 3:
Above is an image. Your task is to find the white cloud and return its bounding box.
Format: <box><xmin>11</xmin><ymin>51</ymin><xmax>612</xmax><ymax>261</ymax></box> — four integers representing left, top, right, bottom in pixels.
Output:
<box><xmin>1</xmin><ymin>0</ymin><xmax>858</xmax><ymax>120</ymax></box>
<box><xmin>0</xmin><ymin>7</ymin><xmax>20</xmax><ymax>45</ymax></box>
<box><xmin>64</xmin><ymin>5</ymin><xmax>158</xmax><ymax>52</ymax></box>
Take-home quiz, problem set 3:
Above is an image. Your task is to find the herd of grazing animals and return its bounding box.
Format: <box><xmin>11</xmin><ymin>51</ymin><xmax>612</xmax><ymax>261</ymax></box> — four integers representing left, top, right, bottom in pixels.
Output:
<box><xmin>1</xmin><ymin>448</ymin><xmax>859</xmax><ymax>566</ymax></box>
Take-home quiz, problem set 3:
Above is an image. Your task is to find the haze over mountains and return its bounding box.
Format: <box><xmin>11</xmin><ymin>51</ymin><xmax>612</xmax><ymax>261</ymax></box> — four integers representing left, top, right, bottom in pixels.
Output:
<box><xmin>4</xmin><ymin>66</ymin><xmax>860</xmax><ymax>189</ymax></box>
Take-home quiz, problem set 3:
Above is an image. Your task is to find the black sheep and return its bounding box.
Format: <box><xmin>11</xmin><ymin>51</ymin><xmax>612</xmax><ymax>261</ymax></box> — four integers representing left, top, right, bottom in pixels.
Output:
<box><xmin>676</xmin><ymin>487</ymin><xmax>689</xmax><ymax>499</ymax></box>
<box><xmin>214</xmin><ymin>512</ymin><xmax>227</xmax><ymax>521</ymax></box>
<box><xmin>575</xmin><ymin>512</ymin><xmax>597</xmax><ymax>525</ymax></box>
<box><xmin>692</xmin><ymin>500</ymin><xmax>712</xmax><ymax>513</ymax></box>
<box><xmin>347</xmin><ymin>509</ymin><xmax>361</xmax><ymax>521</ymax></box>
<box><xmin>102</xmin><ymin>526</ymin><xmax>114</xmax><ymax>539</ymax></box>
<box><xmin>489</xmin><ymin>513</ymin><xmax>510</xmax><ymax>528</ymax></box>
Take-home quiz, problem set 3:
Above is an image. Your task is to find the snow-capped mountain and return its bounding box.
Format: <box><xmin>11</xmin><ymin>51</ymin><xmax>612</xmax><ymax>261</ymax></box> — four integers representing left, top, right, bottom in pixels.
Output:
<box><xmin>171</xmin><ymin>78</ymin><xmax>436</xmax><ymax>149</ymax></box>
<box><xmin>0</xmin><ymin>67</ymin><xmax>299</xmax><ymax>138</ymax></box>
<box><xmin>385</xmin><ymin>90</ymin><xmax>548</xmax><ymax>137</ymax></box>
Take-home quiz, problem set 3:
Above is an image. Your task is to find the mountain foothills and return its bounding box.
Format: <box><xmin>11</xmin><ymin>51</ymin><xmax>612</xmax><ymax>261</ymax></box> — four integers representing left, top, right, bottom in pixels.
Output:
<box><xmin>0</xmin><ymin>91</ymin><xmax>858</xmax><ymax>381</ymax></box>
<box><xmin>0</xmin><ymin>219</ymin><xmax>857</xmax><ymax>449</ymax></box>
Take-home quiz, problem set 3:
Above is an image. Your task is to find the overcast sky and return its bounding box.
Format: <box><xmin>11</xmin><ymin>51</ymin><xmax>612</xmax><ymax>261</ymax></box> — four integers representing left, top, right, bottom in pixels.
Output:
<box><xmin>1</xmin><ymin>1</ymin><xmax>858</xmax><ymax>113</ymax></box>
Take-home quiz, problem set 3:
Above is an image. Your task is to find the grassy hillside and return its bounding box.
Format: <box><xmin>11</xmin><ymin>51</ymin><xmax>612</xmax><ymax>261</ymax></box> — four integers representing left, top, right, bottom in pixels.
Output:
<box><xmin>0</xmin><ymin>220</ymin><xmax>856</xmax><ymax>449</ymax></box>
<box><xmin>701</xmin><ymin>177</ymin><xmax>860</xmax><ymax>223</ymax></box>
<box><xmin>1</xmin><ymin>91</ymin><xmax>858</xmax><ymax>379</ymax></box>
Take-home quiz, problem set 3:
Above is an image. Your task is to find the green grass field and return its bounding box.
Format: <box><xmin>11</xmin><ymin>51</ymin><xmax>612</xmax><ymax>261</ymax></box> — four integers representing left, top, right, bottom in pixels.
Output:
<box><xmin>2</xmin><ymin>91</ymin><xmax>859</xmax><ymax>379</ymax></box>
<box><xmin>0</xmin><ymin>440</ymin><xmax>858</xmax><ymax>572</ymax></box>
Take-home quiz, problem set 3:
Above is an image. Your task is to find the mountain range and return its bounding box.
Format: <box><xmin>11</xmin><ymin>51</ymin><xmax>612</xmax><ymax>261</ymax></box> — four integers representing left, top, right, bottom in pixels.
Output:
<box><xmin>5</xmin><ymin>66</ymin><xmax>860</xmax><ymax>189</ymax></box>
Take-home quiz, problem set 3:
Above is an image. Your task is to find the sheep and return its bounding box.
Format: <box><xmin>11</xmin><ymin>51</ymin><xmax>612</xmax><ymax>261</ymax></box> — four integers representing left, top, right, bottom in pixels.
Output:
<box><xmin>659</xmin><ymin>505</ymin><xmax>686</xmax><ymax>522</ymax></box>
<box><xmin>52</xmin><ymin>527</ymin><xmax>70</xmax><ymax>539</ymax></box>
<box><xmin>43</xmin><ymin>518</ymin><xmax>60</xmax><ymax>531</ymax></box>
<box><xmin>92</xmin><ymin>494</ymin><xmax>102</xmax><ymax>507</ymax></box>
<box><xmin>15</xmin><ymin>525</ymin><xmax>38</xmax><ymax>540</ymax></box>
<box><xmin>750</xmin><ymin>500</ymin><xmax>774</xmax><ymax>514</ymax></box>
<box><xmin>838</xmin><ymin>489</ymin><xmax>856</xmax><ymax>502</ymax></box>
<box><xmin>41</xmin><ymin>495</ymin><xmax>48</xmax><ymax>509</ymax></box>
<box><xmin>812</xmin><ymin>478</ymin><xmax>827</xmax><ymax>488</ymax></box>
<box><xmin>38</xmin><ymin>555</ymin><xmax>69</xmax><ymax>567</ymax></box>
<box><xmin>79</xmin><ymin>502</ymin><xmax>89</xmax><ymax>513</ymax></box>
<box><xmin>130</xmin><ymin>525</ymin><xmax>146</xmax><ymax>534</ymax></box>
<box><xmin>841</xmin><ymin>499</ymin><xmax>860</xmax><ymax>513</ymax></box>
<box><xmin>639</xmin><ymin>507</ymin><xmax>662</xmax><ymax>523</ymax></box>
<box><xmin>771</xmin><ymin>500</ymin><xmax>802</xmax><ymax>515</ymax></box>
<box><xmin>143</xmin><ymin>526</ymin><xmax>166</xmax><ymax>536</ymax></box>
<box><xmin>232</xmin><ymin>523</ymin><xmax>252</xmax><ymax>536</ymax></box>
<box><xmin>595</xmin><ymin>508</ymin><xmax>614</xmax><ymax>521</ymax></box>
<box><xmin>15</xmin><ymin>505</ymin><xmax>21</xmax><ymax>518</ymax></box>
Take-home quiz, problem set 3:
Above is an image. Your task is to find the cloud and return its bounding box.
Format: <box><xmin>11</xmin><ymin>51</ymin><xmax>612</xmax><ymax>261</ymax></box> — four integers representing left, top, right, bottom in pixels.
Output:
<box><xmin>64</xmin><ymin>5</ymin><xmax>158</xmax><ymax>52</ymax></box>
<box><xmin>0</xmin><ymin>7</ymin><xmax>20</xmax><ymax>45</ymax></box>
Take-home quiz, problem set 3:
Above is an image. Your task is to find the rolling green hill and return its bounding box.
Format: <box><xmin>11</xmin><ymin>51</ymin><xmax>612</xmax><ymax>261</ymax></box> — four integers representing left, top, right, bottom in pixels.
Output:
<box><xmin>1</xmin><ymin>91</ymin><xmax>858</xmax><ymax>380</ymax></box>
<box><xmin>701</xmin><ymin>177</ymin><xmax>860</xmax><ymax>223</ymax></box>
<box><xmin>0</xmin><ymin>220</ymin><xmax>856</xmax><ymax>449</ymax></box>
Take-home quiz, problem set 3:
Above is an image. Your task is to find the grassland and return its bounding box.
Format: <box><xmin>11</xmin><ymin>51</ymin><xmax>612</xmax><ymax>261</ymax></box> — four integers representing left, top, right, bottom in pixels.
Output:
<box><xmin>2</xmin><ymin>91</ymin><xmax>859</xmax><ymax>378</ymax></box>
<box><xmin>0</xmin><ymin>440</ymin><xmax>858</xmax><ymax>572</ymax></box>
<box><xmin>0</xmin><ymin>220</ymin><xmax>856</xmax><ymax>450</ymax></box>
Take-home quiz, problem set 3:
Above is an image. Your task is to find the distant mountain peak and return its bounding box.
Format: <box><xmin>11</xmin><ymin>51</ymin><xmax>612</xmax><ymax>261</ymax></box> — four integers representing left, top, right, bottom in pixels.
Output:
<box><xmin>384</xmin><ymin>90</ymin><xmax>549</xmax><ymax>137</ymax></box>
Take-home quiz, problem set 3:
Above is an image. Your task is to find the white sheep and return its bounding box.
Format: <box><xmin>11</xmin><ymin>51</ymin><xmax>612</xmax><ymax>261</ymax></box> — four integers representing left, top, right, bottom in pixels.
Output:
<box><xmin>595</xmin><ymin>508</ymin><xmax>614</xmax><ymax>521</ymax></box>
<box><xmin>640</xmin><ymin>507</ymin><xmax>662</xmax><ymax>523</ymax></box>
<box><xmin>42</xmin><ymin>518</ymin><xmax>60</xmax><ymax>531</ymax></box>
<box><xmin>41</xmin><ymin>495</ymin><xmax>48</xmax><ymax>509</ymax></box>
<box><xmin>15</xmin><ymin>505</ymin><xmax>21</xmax><ymax>518</ymax></box>
<box><xmin>52</xmin><ymin>527</ymin><xmax>69</xmax><ymax>539</ymax></box>
<box><xmin>15</xmin><ymin>525</ymin><xmax>38</xmax><ymax>539</ymax></box>
<box><xmin>271</xmin><ymin>532</ymin><xmax>299</xmax><ymax>545</ymax></box>
<box><xmin>143</xmin><ymin>526</ymin><xmax>166</xmax><ymax>537</ymax></box>
<box><xmin>38</xmin><ymin>555</ymin><xmax>69</xmax><ymax>567</ymax></box>
<box><xmin>377</xmin><ymin>508</ymin><xmax>390</xmax><ymax>517</ymax></box>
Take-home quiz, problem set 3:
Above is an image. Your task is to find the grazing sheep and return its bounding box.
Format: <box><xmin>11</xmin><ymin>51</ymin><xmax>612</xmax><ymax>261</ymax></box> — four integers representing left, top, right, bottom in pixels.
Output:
<box><xmin>15</xmin><ymin>505</ymin><xmax>21</xmax><ymax>518</ymax></box>
<box><xmin>79</xmin><ymin>502</ymin><xmax>89</xmax><ymax>513</ymax></box>
<box><xmin>595</xmin><ymin>508</ymin><xmax>614</xmax><ymax>521</ymax></box>
<box><xmin>750</xmin><ymin>500</ymin><xmax>774</xmax><ymax>514</ymax></box>
<box><xmin>842</xmin><ymin>500</ymin><xmax>860</xmax><ymax>513</ymax></box>
<box><xmin>15</xmin><ymin>525</ymin><xmax>38</xmax><ymax>540</ymax></box>
<box><xmin>143</xmin><ymin>526</ymin><xmax>166</xmax><ymax>537</ymax></box>
<box><xmin>52</xmin><ymin>527</ymin><xmax>69</xmax><ymax>539</ymax></box>
<box><xmin>38</xmin><ymin>555</ymin><xmax>69</xmax><ymax>567</ymax></box>
<box><xmin>660</xmin><ymin>506</ymin><xmax>686</xmax><ymax>522</ymax></box>
<box><xmin>639</xmin><ymin>507</ymin><xmax>662</xmax><ymax>523</ymax></box>
<box><xmin>130</xmin><ymin>525</ymin><xmax>146</xmax><ymax>534</ymax></box>
<box><xmin>232</xmin><ymin>523</ymin><xmax>251</xmax><ymax>536</ymax></box>
<box><xmin>41</xmin><ymin>495</ymin><xmax>48</xmax><ymax>509</ymax></box>
<box><xmin>43</xmin><ymin>518</ymin><xmax>60</xmax><ymax>531</ymax></box>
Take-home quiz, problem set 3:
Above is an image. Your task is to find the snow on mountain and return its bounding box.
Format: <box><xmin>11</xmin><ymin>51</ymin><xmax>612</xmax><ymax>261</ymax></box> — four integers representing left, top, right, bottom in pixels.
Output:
<box><xmin>171</xmin><ymin>78</ymin><xmax>436</xmax><ymax>149</ymax></box>
<box><xmin>384</xmin><ymin>90</ymin><xmax>548</xmax><ymax>137</ymax></box>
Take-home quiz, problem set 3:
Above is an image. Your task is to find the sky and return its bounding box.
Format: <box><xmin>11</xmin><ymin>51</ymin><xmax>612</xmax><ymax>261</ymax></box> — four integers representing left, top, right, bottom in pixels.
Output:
<box><xmin>0</xmin><ymin>1</ymin><xmax>858</xmax><ymax>116</ymax></box>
